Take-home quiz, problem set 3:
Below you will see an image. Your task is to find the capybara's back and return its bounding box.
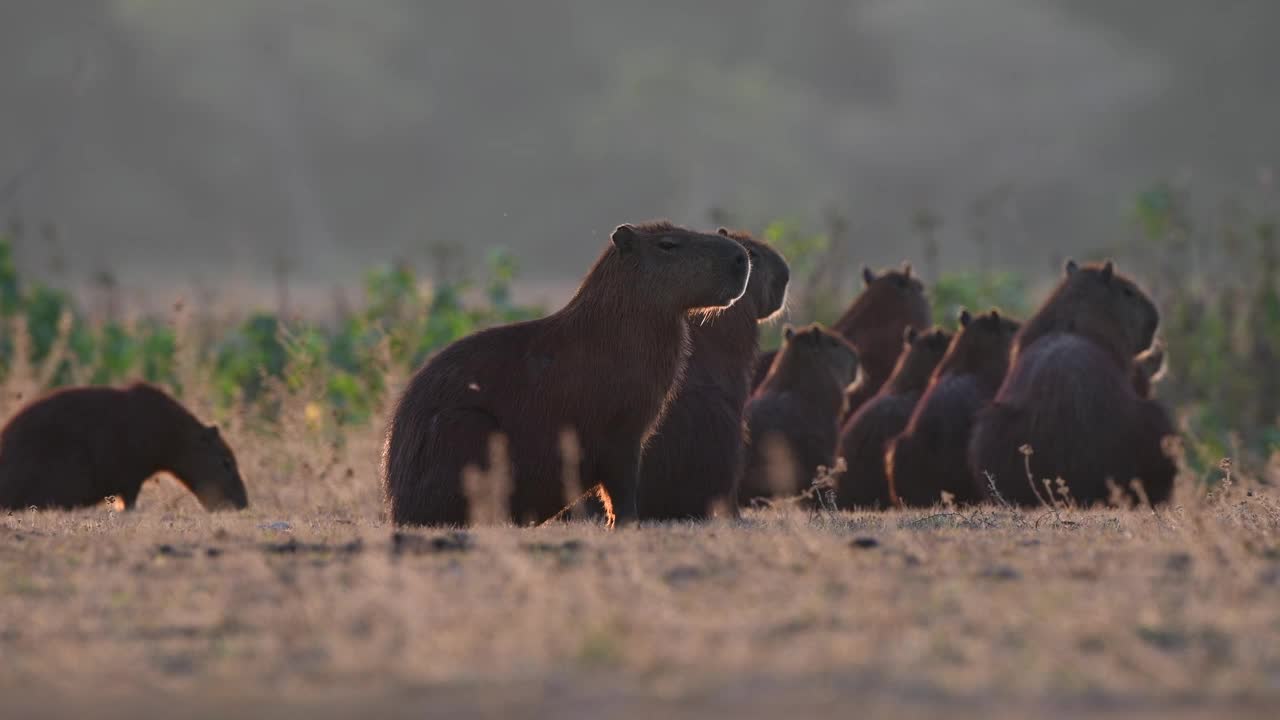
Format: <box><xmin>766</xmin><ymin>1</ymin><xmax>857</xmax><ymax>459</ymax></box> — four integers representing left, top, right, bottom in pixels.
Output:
<box><xmin>638</xmin><ymin>228</ymin><xmax>790</xmax><ymax>521</ymax></box>
<box><xmin>837</xmin><ymin>327</ymin><xmax>951</xmax><ymax>510</ymax></box>
<box><xmin>970</xmin><ymin>261</ymin><xmax>1175</xmax><ymax>507</ymax></box>
<box><xmin>0</xmin><ymin>384</ymin><xmax>247</xmax><ymax>511</ymax></box>
<box><xmin>887</xmin><ymin>310</ymin><xmax>1019</xmax><ymax>508</ymax></box>
<box><xmin>740</xmin><ymin>324</ymin><xmax>858</xmax><ymax>506</ymax></box>
<box><xmin>383</xmin><ymin>222</ymin><xmax>751</xmax><ymax>527</ymax></box>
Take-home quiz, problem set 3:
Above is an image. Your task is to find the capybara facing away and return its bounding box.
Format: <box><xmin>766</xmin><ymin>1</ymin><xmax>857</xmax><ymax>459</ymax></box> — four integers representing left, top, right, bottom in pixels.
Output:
<box><xmin>740</xmin><ymin>324</ymin><xmax>858</xmax><ymax>506</ymax></box>
<box><xmin>970</xmin><ymin>260</ymin><xmax>1176</xmax><ymax>507</ymax></box>
<box><xmin>751</xmin><ymin>265</ymin><xmax>930</xmax><ymax>418</ymax></box>
<box><xmin>384</xmin><ymin>221</ymin><xmax>750</xmax><ymax>527</ymax></box>
<box><xmin>0</xmin><ymin>384</ymin><xmax>247</xmax><ymax>512</ymax></box>
<box><xmin>638</xmin><ymin>228</ymin><xmax>790</xmax><ymax>521</ymax></box>
<box><xmin>887</xmin><ymin>309</ymin><xmax>1020</xmax><ymax>508</ymax></box>
<box><xmin>836</xmin><ymin>326</ymin><xmax>952</xmax><ymax>510</ymax></box>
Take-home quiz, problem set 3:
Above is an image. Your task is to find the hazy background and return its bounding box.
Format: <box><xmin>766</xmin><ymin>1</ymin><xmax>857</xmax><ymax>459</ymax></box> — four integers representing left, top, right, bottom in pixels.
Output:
<box><xmin>2</xmin><ymin>0</ymin><xmax>1277</xmax><ymax>309</ymax></box>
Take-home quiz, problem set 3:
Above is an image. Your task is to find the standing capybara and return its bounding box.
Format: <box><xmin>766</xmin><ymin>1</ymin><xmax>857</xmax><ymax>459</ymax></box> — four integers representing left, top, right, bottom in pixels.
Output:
<box><xmin>383</xmin><ymin>221</ymin><xmax>750</xmax><ymax>527</ymax></box>
<box><xmin>0</xmin><ymin>384</ymin><xmax>248</xmax><ymax>511</ymax></box>
<box><xmin>751</xmin><ymin>265</ymin><xmax>930</xmax><ymax>421</ymax></box>
<box><xmin>836</xmin><ymin>326</ymin><xmax>952</xmax><ymax>510</ymax></box>
<box><xmin>637</xmin><ymin>228</ymin><xmax>790</xmax><ymax>521</ymax></box>
<box><xmin>969</xmin><ymin>260</ymin><xmax>1176</xmax><ymax>507</ymax></box>
<box><xmin>887</xmin><ymin>309</ymin><xmax>1020</xmax><ymax>507</ymax></box>
<box><xmin>740</xmin><ymin>324</ymin><xmax>859</xmax><ymax>506</ymax></box>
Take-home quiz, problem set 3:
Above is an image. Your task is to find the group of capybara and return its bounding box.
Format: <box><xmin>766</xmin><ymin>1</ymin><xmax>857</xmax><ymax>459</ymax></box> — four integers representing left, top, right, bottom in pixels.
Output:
<box><xmin>0</xmin><ymin>221</ymin><xmax>1178</xmax><ymax>525</ymax></box>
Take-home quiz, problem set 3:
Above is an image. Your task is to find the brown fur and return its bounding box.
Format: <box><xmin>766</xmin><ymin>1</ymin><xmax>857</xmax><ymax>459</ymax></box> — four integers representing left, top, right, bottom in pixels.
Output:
<box><xmin>383</xmin><ymin>221</ymin><xmax>750</xmax><ymax>527</ymax></box>
<box><xmin>751</xmin><ymin>265</ymin><xmax>930</xmax><ymax>418</ymax></box>
<box><xmin>0</xmin><ymin>384</ymin><xmax>247</xmax><ymax>511</ymax></box>
<box><xmin>740</xmin><ymin>324</ymin><xmax>858</xmax><ymax>506</ymax></box>
<box><xmin>969</xmin><ymin>260</ymin><xmax>1175</xmax><ymax>507</ymax></box>
<box><xmin>836</xmin><ymin>326</ymin><xmax>952</xmax><ymax>509</ymax></box>
<box><xmin>887</xmin><ymin>310</ymin><xmax>1020</xmax><ymax>507</ymax></box>
<box><xmin>638</xmin><ymin>228</ymin><xmax>790</xmax><ymax>521</ymax></box>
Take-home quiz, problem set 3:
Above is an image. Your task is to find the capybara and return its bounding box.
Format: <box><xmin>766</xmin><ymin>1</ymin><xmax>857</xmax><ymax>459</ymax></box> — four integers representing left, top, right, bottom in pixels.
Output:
<box><xmin>969</xmin><ymin>260</ymin><xmax>1176</xmax><ymax>507</ymax></box>
<box><xmin>752</xmin><ymin>265</ymin><xmax>930</xmax><ymax>421</ymax></box>
<box><xmin>740</xmin><ymin>324</ymin><xmax>859</xmax><ymax>506</ymax></box>
<box><xmin>887</xmin><ymin>309</ymin><xmax>1020</xmax><ymax>507</ymax></box>
<box><xmin>836</xmin><ymin>326</ymin><xmax>952</xmax><ymax>510</ymax></box>
<box><xmin>383</xmin><ymin>221</ymin><xmax>751</xmax><ymax>527</ymax></box>
<box><xmin>638</xmin><ymin>228</ymin><xmax>790</xmax><ymax>521</ymax></box>
<box><xmin>0</xmin><ymin>384</ymin><xmax>248</xmax><ymax>511</ymax></box>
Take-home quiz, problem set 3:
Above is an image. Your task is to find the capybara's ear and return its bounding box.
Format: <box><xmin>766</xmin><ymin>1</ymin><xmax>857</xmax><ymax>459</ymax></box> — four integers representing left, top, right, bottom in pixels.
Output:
<box><xmin>611</xmin><ymin>224</ymin><xmax>637</xmax><ymax>251</ymax></box>
<box><xmin>862</xmin><ymin>266</ymin><xmax>877</xmax><ymax>286</ymax></box>
<box><xmin>904</xmin><ymin>326</ymin><xmax>919</xmax><ymax>344</ymax></box>
<box><xmin>717</xmin><ymin>227</ymin><xmax>730</xmax><ymax>236</ymax></box>
<box><xmin>783</xmin><ymin>324</ymin><xmax>797</xmax><ymax>342</ymax></box>
<box><xmin>901</xmin><ymin>261</ymin><xmax>913</xmax><ymax>277</ymax></box>
<box><xmin>1065</xmin><ymin>259</ymin><xmax>1079</xmax><ymax>275</ymax></box>
<box><xmin>1100</xmin><ymin>260</ymin><xmax>1115</xmax><ymax>283</ymax></box>
<box><xmin>989</xmin><ymin>309</ymin><xmax>1002</xmax><ymax>320</ymax></box>
<box><xmin>959</xmin><ymin>309</ymin><xmax>973</xmax><ymax>327</ymax></box>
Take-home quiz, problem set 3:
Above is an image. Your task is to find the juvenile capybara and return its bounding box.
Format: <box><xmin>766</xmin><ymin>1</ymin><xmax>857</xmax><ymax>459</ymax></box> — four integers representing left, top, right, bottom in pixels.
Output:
<box><xmin>383</xmin><ymin>221</ymin><xmax>751</xmax><ymax>527</ymax></box>
<box><xmin>638</xmin><ymin>228</ymin><xmax>790</xmax><ymax>521</ymax></box>
<box><xmin>751</xmin><ymin>265</ymin><xmax>930</xmax><ymax>420</ymax></box>
<box><xmin>740</xmin><ymin>324</ymin><xmax>858</xmax><ymax>506</ymax></box>
<box><xmin>969</xmin><ymin>260</ymin><xmax>1176</xmax><ymax>507</ymax></box>
<box><xmin>887</xmin><ymin>309</ymin><xmax>1020</xmax><ymax>507</ymax></box>
<box><xmin>836</xmin><ymin>326</ymin><xmax>952</xmax><ymax>510</ymax></box>
<box><xmin>0</xmin><ymin>384</ymin><xmax>247</xmax><ymax>511</ymax></box>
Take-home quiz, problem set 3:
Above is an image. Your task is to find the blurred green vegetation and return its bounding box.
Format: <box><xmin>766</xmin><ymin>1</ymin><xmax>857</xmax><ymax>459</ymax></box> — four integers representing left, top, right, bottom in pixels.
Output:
<box><xmin>0</xmin><ymin>185</ymin><xmax>1274</xmax><ymax>478</ymax></box>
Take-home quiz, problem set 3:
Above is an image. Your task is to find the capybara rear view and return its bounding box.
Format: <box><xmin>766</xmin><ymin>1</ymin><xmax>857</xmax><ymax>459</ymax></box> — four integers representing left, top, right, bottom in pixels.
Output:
<box><xmin>740</xmin><ymin>324</ymin><xmax>858</xmax><ymax>506</ymax></box>
<box><xmin>836</xmin><ymin>326</ymin><xmax>952</xmax><ymax>510</ymax></box>
<box><xmin>751</xmin><ymin>264</ymin><xmax>930</xmax><ymax>416</ymax></box>
<box><xmin>638</xmin><ymin>228</ymin><xmax>790</xmax><ymax>521</ymax></box>
<box><xmin>887</xmin><ymin>309</ymin><xmax>1020</xmax><ymax>508</ymax></box>
<box><xmin>0</xmin><ymin>384</ymin><xmax>248</xmax><ymax>511</ymax></box>
<box><xmin>970</xmin><ymin>260</ymin><xmax>1177</xmax><ymax>507</ymax></box>
<box><xmin>383</xmin><ymin>221</ymin><xmax>750</xmax><ymax>527</ymax></box>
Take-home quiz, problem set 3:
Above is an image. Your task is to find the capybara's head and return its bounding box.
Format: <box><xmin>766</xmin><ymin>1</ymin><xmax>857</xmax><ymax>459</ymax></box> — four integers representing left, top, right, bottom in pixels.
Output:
<box><xmin>859</xmin><ymin>263</ymin><xmax>929</xmax><ymax>318</ymax></box>
<box><xmin>1058</xmin><ymin>260</ymin><xmax>1160</xmax><ymax>356</ymax></box>
<box><xmin>782</xmin><ymin>323</ymin><xmax>860</xmax><ymax>388</ymax></box>
<box><xmin>177</xmin><ymin>425</ymin><xmax>249</xmax><ymax>512</ymax></box>
<box><xmin>894</xmin><ymin>326</ymin><xmax>953</xmax><ymax>385</ymax></box>
<box><xmin>611</xmin><ymin>222</ymin><xmax>750</xmax><ymax>312</ymax></box>
<box><xmin>718</xmin><ymin>227</ymin><xmax>790</xmax><ymax>320</ymax></box>
<box><xmin>939</xmin><ymin>308</ymin><xmax>1021</xmax><ymax>379</ymax></box>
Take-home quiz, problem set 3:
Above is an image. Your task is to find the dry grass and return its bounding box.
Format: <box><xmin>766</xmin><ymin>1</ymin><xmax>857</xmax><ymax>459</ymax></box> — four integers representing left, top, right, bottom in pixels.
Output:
<box><xmin>2</xmin><ymin>405</ymin><xmax>1279</xmax><ymax>719</ymax></box>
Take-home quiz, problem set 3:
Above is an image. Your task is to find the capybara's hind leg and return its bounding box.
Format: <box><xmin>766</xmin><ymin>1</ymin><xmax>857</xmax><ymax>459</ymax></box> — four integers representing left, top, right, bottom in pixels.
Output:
<box><xmin>392</xmin><ymin>408</ymin><xmax>498</xmax><ymax>527</ymax></box>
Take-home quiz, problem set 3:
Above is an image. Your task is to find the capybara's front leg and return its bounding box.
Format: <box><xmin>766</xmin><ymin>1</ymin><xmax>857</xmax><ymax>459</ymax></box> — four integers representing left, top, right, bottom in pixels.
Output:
<box><xmin>597</xmin><ymin>443</ymin><xmax>641</xmax><ymax>527</ymax></box>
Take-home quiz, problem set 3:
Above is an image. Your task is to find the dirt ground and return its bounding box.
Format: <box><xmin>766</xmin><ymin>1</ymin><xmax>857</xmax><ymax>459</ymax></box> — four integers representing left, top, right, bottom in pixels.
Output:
<box><xmin>3</xmin><ymin>461</ymin><xmax>1279</xmax><ymax>718</ymax></box>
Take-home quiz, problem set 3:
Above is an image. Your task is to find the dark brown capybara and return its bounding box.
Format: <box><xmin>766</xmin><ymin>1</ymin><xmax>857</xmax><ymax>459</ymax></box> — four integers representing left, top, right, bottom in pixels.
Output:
<box><xmin>383</xmin><ymin>221</ymin><xmax>751</xmax><ymax>527</ymax></box>
<box><xmin>887</xmin><ymin>309</ymin><xmax>1020</xmax><ymax>508</ymax></box>
<box><xmin>637</xmin><ymin>228</ymin><xmax>790</xmax><ymax>521</ymax></box>
<box><xmin>0</xmin><ymin>384</ymin><xmax>247</xmax><ymax>511</ymax></box>
<box><xmin>751</xmin><ymin>265</ymin><xmax>930</xmax><ymax>422</ymax></box>
<box><xmin>740</xmin><ymin>324</ymin><xmax>859</xmax><ymax>506</ymax></box>
<box><xmin>969</xmin><ymin>260</ymin><xmax>1176</xmax><ymax>507</ymax></box>
<box><xmin>835</xmin><ymin>326</ymin><xmax>952</xmax><ymax>510</ymax></box>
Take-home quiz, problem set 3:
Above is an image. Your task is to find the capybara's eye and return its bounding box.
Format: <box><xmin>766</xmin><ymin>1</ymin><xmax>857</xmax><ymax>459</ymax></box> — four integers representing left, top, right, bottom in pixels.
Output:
<box><xmin>657</xmin><ymin>239</ymin><xmax>679</xmax><ymax>251</ymax></box>
<box><xmin>1121</xmin><ymin>286</ymin><xmax>1134</xmax><ymax>297</ymax></box>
